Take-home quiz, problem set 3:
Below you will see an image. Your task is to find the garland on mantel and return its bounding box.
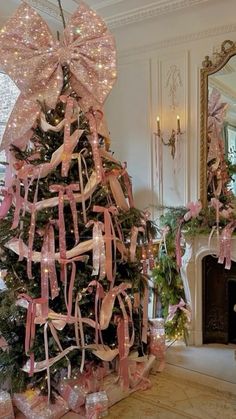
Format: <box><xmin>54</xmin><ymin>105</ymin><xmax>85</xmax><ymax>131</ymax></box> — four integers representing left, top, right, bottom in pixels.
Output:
<box><xmin>152</xmin><ymin>199</ymin><xmax>236</xmax><ymax>342</ymax></box>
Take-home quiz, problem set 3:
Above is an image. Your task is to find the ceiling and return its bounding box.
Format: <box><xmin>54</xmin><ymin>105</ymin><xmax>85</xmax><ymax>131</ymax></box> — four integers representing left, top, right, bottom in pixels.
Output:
<box><xmin>0</xmin><ymin>0</ymin><xmax>212</xmax><ymax>30</ymax></box>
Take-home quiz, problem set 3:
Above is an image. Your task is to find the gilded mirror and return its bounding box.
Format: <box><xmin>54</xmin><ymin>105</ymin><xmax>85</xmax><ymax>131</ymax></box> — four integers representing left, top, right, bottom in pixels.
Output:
<box><xmin>200</xmin><ymin>40</ymin><xmax>236</xmax><ymax>207</ymax></box>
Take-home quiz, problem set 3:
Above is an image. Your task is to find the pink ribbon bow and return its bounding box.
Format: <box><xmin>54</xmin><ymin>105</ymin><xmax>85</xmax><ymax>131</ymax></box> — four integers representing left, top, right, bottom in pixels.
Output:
<box><xmin>184</xmin><ymin>201</ymin><xmax>202</xmax><ymax>222</ymax></box>
<box><xmin>0</xmin><ymin>1</ymin><xmax>117</xmax><ymax>151</ymax></box>
<box><xmin>166</xmin><ymin>298</ymin><xmax>191</xmax><ymax>323</ymax></box>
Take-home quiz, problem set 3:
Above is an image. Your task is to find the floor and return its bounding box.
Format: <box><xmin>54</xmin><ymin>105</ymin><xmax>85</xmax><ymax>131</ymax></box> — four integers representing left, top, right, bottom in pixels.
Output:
<box><xmin>16</xmin><ymin>343</ymin><xmax>236</xmax><ymax>418</ymax></box>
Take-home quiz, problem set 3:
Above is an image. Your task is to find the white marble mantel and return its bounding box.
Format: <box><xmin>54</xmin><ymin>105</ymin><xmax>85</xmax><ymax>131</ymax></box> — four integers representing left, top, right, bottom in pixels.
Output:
<box><xmin>181</xmin><ymin>235</ymin><xmax>236</xmax><ymax>346</ymax></box>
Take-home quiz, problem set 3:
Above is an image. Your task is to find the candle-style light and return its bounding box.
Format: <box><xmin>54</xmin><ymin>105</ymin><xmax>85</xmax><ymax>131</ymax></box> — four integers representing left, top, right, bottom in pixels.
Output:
<box><xmin>154</xmin><ymin>114</ymin><xmax>183</xmax><ymax>159</ymax></box>
<box><xmin>177</xmin><ymin>115</ymin><xmax>181</xmax><ymax>134</ymax></box>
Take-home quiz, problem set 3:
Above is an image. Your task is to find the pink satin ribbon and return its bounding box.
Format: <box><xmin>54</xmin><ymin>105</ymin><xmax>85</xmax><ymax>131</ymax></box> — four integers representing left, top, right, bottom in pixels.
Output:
<box><xmin>166</xmin><ymin>298</ymin><xmax>191</xmax><ymax>322</ymax></box>
<box><xmin>130</xmin><ymin>226</ymin><xmax>145</xmax><ymax>262</ymax></box>
<box><xmin>93</xmin><ymin>205</ymin><xmax>118</xmax><ymax>286</ymax></box>
<box><xmin>27</xmin><ymin>174</ymin><xmax>41</xmax><ymax>279</ymax></box>
<box><xmin>60</xmin><ymin>95</ymin><xmax>78</xmax><ymax>177</ymax></box>
<box><xmin>18</xmin><ymin>293</ymin><xmax>47</xmax><ymax>376</ymax></box>
<box><xmin>122</xmin><ymin>162</ymin><xmax>134</xmax><ymax>208</ymax></box>
<box><xmin>86</xmin><ymin>110</ymin><xmax>104</xmax><ymax>183</ymax></box>
<box><xmin>87</xmin><ymin>280</ymin><xmax>105</xmax><ymax>345</ymax></box>
<box><xmin>0</xmin><ymin>188</ymin><xmax>13</xmax><ymax>219</ymax></box>
<box><xmin>49</xmin><ymin>183</ymin><xmax>80</xmax><ymax>280</ymax></box>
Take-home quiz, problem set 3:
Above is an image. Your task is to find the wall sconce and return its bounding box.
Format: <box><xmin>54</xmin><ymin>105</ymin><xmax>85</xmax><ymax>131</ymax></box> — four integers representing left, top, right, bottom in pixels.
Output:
<box><xmin>154</xmin><ymin>115</ymin><xmax>183</xmax><ymax>159</ymax></box>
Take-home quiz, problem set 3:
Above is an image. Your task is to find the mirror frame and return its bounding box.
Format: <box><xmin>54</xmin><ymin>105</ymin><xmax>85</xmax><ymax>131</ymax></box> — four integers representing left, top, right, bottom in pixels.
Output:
<box><xmin>200</xmin><ymin>39</ymin><xmax>236</xmax><ymax>207</ymax></box>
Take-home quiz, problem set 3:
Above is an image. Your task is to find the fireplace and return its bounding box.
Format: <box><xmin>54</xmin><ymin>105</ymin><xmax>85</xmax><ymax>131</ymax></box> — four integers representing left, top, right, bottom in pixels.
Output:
<box><xmin>181</xmin><ymin>235</ymin><xmax>236</xmax><ymax>345</ymax></box>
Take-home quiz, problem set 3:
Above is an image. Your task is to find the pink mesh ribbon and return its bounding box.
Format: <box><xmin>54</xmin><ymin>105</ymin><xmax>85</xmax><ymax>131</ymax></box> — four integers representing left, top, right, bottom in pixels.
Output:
<box><xmin>0</xmin><ymin>1</ymin><xmax>117</xmax><ymax>152</ymax></box>
<box><xmin>218</xmin><ymin>221</ymin><xmax>236</xmax><ymax>270</ymax></box>
<box><xmin>86</xmin><ymin>220</ymin><xmax>106</xmax><ymax>279</ymax></box>
<box><xmin>93</xmin><ymin>205</ymin><xmax>118</xmax><ymax>285</ymax></box>
<box><xmin>166</xmin><ymin>298</ymin><xmax>191</xmax><ymax>323</ymax></box>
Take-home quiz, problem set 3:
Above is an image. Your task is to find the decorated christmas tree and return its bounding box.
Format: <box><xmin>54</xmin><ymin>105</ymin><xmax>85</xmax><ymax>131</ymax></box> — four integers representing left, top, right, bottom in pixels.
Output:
<box><xmin>0</xmin><ymin>1</ymin><xmax>156</xmax><ymax>411</ymax></box>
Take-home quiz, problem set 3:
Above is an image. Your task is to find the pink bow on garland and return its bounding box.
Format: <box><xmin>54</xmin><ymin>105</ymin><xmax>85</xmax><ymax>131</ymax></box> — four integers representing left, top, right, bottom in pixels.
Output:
<box><xmin>0</xmin><ymin>1</ymin><xmax>117</xmax><ymax>151</ymax></box>
<box><xmin>166</xmin><ymin>298</ymin><xmax>191</xmax><ymax>323</ymax></box>
<box><xmin>184</xmin><ymin>201</ymin><xmax>202</xmax><ymax>222</ymax></box>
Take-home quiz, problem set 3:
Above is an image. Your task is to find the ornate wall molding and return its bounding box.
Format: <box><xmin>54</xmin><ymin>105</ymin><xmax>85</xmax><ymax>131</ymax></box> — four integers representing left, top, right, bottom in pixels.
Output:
<box><xmin>118</xmin><ymin>23</ymin><xmax>236</xmax><ymax>59</ymax></box>
<box><xmin>107</xmin><ymin>0</ymin><xmax>209</xmax><ymax>29</ymax></box>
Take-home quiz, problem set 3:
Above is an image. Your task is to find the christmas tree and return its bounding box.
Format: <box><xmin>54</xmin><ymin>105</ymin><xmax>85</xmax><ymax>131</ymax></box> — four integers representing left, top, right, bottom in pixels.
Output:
<box><xmin>0</xmin><ymin>1</ymin><xmax>155</xmax><ymax>400</ymax></box>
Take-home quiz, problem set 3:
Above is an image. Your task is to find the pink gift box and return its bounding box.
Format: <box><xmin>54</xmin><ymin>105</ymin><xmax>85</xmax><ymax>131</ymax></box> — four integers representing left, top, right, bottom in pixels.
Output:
<box><xmin>0</xmin><ymin>391</ymin><xmax>14</xmax><ymax>419</ymax></box>
<box><xmin>13</xmin><ymin>389</ymin><xmax>69</xmax><ymax>419</ymax></box>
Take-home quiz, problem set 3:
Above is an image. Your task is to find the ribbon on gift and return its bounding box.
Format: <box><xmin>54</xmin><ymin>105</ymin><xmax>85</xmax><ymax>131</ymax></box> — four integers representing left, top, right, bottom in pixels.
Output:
<box><xmin>166</xmin><ymin>298</ymin><xmax>191</xmax><ymax>323</ymax></box>
<box><xmin>218</xmin><ymin>221</ymin><xmax>236</xmax><ymax>270</ymax></box>
<box><xmin>18</xmin><ymin>293</ymin><xmax>47</xmax><ymax>376</ymax></box>
<box><xmin>86</xmin><ymin>110</ymin><xmax>104</xmax><ymax>183</ymax></box>
<box><xmin>184</xmin><ymin>201</ymin><xmax>202</xmax><ymax>222</ymax></box>
<box><xmin>88</xmin><ymin>403</ymin><xmax>105</xmax><ymax>419</ymax></box>
<box><xmin>86</xmin><ymin>220</ymin><xmax>105</xmax><ymax>279</ymax></box>
<box><xmin>0</xmin><ymin>1</ymin><xmax>117</xmax><ymax>152</ymax></box>
<box><xmin>93</xmin><ymin>205</ymin><xmax>118</xmax><ymax>285</ymax></box>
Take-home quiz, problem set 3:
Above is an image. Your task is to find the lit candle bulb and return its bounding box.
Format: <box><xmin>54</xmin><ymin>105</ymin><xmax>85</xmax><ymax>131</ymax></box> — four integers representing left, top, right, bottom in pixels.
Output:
<box><xmin>177</xmin><ymin>115</ymin><xmax>181</xmax><ymax>133</ymax></box>
<box><xmin>156</xmin><ymin>116</ymin><xmax>160</xmax><ymax>136</ymax></box>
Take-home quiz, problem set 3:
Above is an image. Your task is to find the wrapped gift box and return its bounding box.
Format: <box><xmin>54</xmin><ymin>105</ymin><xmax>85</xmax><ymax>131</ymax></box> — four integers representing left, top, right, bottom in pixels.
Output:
<box><xmin>0</xmin><ymin>391</ymin><xmax>14</xmax><ymax>419</ymax></box>
<box><xmin>85</xmin><ymin>391</ymin><xmax>108</xmax><ymax>418</ymax></box>
<box><xmin>13</xmin><ymin>389</ymin><xmax>69</xmax><ymax>419</ymax></box>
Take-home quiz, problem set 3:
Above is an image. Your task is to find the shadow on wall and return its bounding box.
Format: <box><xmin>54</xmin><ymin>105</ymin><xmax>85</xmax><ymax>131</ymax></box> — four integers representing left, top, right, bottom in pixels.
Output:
<box><xmin>133</xmin><ymin>188</ymin><xmax>159</xmax><ymax>215</ymax></box>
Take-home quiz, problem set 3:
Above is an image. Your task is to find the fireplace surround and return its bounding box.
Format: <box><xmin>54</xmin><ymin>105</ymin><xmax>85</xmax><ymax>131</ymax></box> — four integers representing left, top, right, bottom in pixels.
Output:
<box><xmin>181</xmin><ymin>235</ymin><xmax>236</xmax><ymax>346</ymax></box>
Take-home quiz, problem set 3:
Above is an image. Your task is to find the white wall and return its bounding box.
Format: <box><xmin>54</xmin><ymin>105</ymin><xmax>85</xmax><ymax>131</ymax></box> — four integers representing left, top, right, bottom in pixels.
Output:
<box><xmin>105</xmin><ymin>0</ymin><xmax>236</xmax><ymax>218</ymax></box>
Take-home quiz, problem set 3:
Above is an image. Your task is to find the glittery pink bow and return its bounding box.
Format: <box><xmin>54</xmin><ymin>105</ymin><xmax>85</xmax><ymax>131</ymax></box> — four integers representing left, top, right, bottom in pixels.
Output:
<box><xmin>0</xmin><ymin>1</ymin><xmax>117</xmax><ymax>151</ymax></box>
<box><xmin>184</xmin><ymin>201</ymin><xmax>202</xmax><ymax>222</ymax></box>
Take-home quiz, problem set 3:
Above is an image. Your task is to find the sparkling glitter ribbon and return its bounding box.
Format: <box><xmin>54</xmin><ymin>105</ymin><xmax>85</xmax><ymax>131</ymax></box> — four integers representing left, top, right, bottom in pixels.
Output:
<box><xmin>218</xmin><ymin>221</ymin><xmax>236</xmax><ymax>270</ymax></box>
<box><xmin>60</xmin><ymin>95</ymin><xmax>77</xmax><ymax>177</ymax></box>
<box><xmin>41</xmin><ymin>221</ymin><xmax>59</xmax><ymax>317</ymax></box>
<box><xmin>86</xmin><ymin>110</ymin><xmax>104</xmax><ymax>183</ymax></box>
<box><xmin>72</xmin><ymin>150</ymin><xmax>90</xmax><ymax>224</ymax></box>
<box><xmin>0</xmin><ymin>1</ymin><xmax>117</xmax><ymax>152</ymax></box>
<box><xmin>166</xmin><ymin>298</ymin><xmax>191</xmax><ymax>322</ymax></box>
<box><xmin>93</xmin><ymin>205</ymin><xmax>118</xmax><ymax>285</ymax></box>
<box><xmin>27</xmin><ymin>174</ymin><xmax>41</xmax><ymax>279</ymax></box>
<box><xmin>86</xmin><ymin>220</ymin><xmax>105</xmax><ymax>279</ymax></box>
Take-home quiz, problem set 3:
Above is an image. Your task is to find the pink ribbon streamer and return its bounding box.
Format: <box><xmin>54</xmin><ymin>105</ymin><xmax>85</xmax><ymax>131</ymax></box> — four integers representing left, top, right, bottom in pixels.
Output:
<box><xmin>27</xmin><ymin>174</ymin><xmax>40</xmax><ymax>279</ymax></box>
<box><xmin>18</xmin><ymin>293</ymin><xmax>47</xmax><ymax>376</ymax></box>
<box><xmin>60</xmin><ymin>96</ymin><xmax>77</xmax><ymax>177</ymax></box>
<box><xmin>41</xmin><ymin>221</ymin><xmax>59</xmax><ymax>317</ymax></box>
<box><xmin>93</xmin><ymin>205</ymin><xmax>118</xmax><ymax>285</ymax></box>
<box><xmin>122</xmin><ymin>162</ymin><xmax>134</xmax><ymax>208</ymax></box>
<box><xmin>218</xmin><ymin>221</ymin><xmax>236</xmax><ymax>270</ymax></box>
<box><xmin>87</xmin><ymin>280</ymin><xmax>105</xmax><ymax>345</ymax></box>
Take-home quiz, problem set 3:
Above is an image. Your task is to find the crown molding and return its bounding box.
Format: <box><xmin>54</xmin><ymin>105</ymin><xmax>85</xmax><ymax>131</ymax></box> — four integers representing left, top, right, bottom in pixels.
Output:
<box><xmin>26</xmin><ymin>0</ymin><xmax>70</xmax><ymax>22</ymax></box>
<box><xmin>73</xmin><ymin>0</ymin><xmax>125</xmax><ymax>10</ymax></box>
<box><xmin>118</xmin><ymin>23</ymin><xmax>236</xmax><ymax>60</ymax></box>
<box><xmin>106</xmin><ymin>0</ymin><xmax>209</xmax><ymax>29</ymax></box>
